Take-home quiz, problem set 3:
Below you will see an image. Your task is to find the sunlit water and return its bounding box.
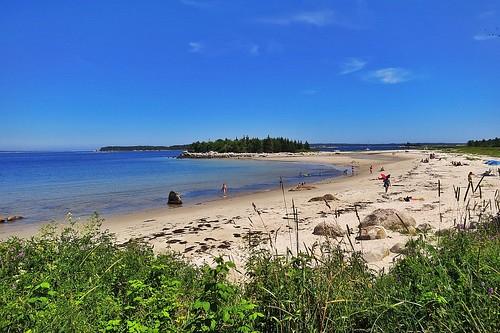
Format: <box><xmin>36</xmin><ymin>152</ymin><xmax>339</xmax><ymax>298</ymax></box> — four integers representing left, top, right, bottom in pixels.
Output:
<box><xmin>0</xmin><ymin>151</ymin><xmax>343</xmax><ymax>225</ymax></box>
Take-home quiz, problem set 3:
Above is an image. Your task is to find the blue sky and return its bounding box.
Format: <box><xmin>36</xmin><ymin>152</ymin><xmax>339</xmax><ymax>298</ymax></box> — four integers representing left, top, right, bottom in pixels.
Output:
<box><xmin>1</xmin><ymin>0</ymin><xmax>499</xmax><ymax>150</ymax></box>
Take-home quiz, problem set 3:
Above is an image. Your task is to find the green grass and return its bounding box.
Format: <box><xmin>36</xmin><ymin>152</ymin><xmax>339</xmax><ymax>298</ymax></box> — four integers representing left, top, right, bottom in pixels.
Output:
<box><xmin>439</xmin><ymin>146</ymin><xmax>500</xmax><ymax>158</ymax></box>
<box><xmin>0</xmin><ymin>216</ymin><xmax>262</xmax><ymax>333</ymax></box>
<box><xmin>1</xmin><ymin>214</ymin><xmax>499</xmax><ymax>332</ymax></box>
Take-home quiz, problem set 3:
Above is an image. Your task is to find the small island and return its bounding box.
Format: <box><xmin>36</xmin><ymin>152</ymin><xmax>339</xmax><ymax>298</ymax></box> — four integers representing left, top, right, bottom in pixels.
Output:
<box><xmin>189</xmin><ymin>136</ymin><xmax>310</xmax><ymax>153</ymax></box>
<box><xmin>99</xmin><ymin>136</ymin><xmax>311</xmax><ymax>154</ymax></box>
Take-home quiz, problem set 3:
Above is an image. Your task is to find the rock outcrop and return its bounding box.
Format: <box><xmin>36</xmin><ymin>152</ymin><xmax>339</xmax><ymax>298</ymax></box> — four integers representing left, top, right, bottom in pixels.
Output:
<box><xmin>361</xmin><ymin>209</ymin><xmax>416</xmax><ymax>233</ymax></box>
<box><xmin>167</xmin><ymin>191</ymin><xmax>183</xmax><ymax>205</ymax></box>
<box><xmin>312</xmin><ymin>221</ymin><xmax>345</xmax><ymax>237</ymax></box>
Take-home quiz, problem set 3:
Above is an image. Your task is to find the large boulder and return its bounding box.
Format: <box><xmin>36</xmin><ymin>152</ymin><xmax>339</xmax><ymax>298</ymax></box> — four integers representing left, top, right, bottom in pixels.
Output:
<box><xmin>167</xmin><ymin>191</ymin><xmax>182</xmax><ymax>205</ymax></box>
<box><xmin>361</xmin><ymin>209</ymin><xmax>416</xmax><ymax>232</ymax></box>
<box><xmin>312</xmin><ymin>221</ymin><xmax>345</xmax><ymax>237</ymax></box>
<box><xmin>363</xmin><ymin>246</ymin><xmax>390</xmax><ymax>263</ymax></box>
<box><xmin>0</xmin><ymin>215</ymin><xmax>5</xmax><ymax>223</ymax></box>
<box><xmin>356</xmin><ymin>226</ymin><xmax>387</xmax><ymax>240</ymax></box>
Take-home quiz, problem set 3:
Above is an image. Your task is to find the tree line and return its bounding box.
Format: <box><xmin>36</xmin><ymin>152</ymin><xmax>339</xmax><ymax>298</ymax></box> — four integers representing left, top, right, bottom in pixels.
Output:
<box><xmin>189</xmin><ymin>136</ymin><xmax>311</xmax><ymax>153</ymax></box>
<box><xmin>467</xmin><ymin>137</ymin><xmax>500</xmax><ymax>147</ymax></box>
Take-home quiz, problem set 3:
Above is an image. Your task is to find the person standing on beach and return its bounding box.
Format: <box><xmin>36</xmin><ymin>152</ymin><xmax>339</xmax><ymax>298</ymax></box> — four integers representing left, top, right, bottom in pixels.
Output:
<box><xmin>369</xmin><ymin>165</ymin><xmax>373</xmax><ymax>174</ymax></box>
<box><xmin>221</xmin><ymin>183</ymin><xmax>228</xmax><ymax>197</ymax></box>
<box><xmin>351</xmin><ymin>165</ymin><xmax>355</xmax><ymax>176</ymax></box>
<box><xmin>378</xmin><ymin>173</ymin><xmax>391</xmax><ymax>193</ymax></box>
<box><xmin>383</xmin><ymin>174</ymin><xmax>391</xmax><ymax>193</ymax></box>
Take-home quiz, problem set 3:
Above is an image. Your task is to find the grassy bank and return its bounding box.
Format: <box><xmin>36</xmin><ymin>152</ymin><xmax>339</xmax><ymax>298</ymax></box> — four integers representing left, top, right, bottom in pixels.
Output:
<box><xmin>438</xmin><ymin>146</ymin><xmax>500</xmax><ymax>158</ymax></box>
<box><xmin>1</xmin><ymin>214</ymin><xmax>499</xmax><ymax>332</ymax></box>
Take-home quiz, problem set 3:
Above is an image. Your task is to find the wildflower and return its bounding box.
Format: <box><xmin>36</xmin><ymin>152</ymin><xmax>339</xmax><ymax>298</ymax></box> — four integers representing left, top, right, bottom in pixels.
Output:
<box><xmin>16</xmin><ymin>250</ymin><xmax>25</xmax><ymax>259</ymax></box>
<box><xmin>487</xmin><ymin>287</ymin><xmax>494</xmax><ymax>296</ymax></box>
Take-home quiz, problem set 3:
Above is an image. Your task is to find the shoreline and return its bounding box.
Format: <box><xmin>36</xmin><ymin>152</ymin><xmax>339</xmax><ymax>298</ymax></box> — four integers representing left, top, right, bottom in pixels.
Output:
<box><xmin>0</xmin><ymin>150</ymin><xmax>403</xmax><ymax>240</ymax></box>
<box><xmin>2</xmin><ymin>150</ymin><xmax>497</xmax><ymax>271</ymax></box>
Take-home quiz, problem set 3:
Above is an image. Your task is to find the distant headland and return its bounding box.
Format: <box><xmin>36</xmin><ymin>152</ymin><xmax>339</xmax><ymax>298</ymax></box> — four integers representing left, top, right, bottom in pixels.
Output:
<box><xmin>99</xmin><ymin>145</ymin><xmax>189</xmax><ymax>152</ymax></box>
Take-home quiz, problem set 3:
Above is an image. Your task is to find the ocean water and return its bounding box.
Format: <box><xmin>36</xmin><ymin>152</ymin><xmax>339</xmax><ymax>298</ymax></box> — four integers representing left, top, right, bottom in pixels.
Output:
<box><xmin>0</xmin><ymin>151</ymin><xmax>342</xmax><ymax>225</ymax></box>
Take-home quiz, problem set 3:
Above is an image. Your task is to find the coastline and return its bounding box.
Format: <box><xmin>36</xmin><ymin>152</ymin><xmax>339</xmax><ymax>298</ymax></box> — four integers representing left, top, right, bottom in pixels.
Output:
<box><xmin>0</xmin><ymin>151</ymin><xmax>396</xmax><ymax>239</ymax></box>
<box><xmin>2</xmin><ymin>150</ymin><xmax>498</xmax><ymax>272</ymax></box>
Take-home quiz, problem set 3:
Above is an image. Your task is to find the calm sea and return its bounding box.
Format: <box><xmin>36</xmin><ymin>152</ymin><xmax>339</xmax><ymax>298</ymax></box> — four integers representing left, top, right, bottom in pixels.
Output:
<box><xmin>0</xmin><ymin>151</ymin><xmax>342</xmax><ymax>225</ymax></box>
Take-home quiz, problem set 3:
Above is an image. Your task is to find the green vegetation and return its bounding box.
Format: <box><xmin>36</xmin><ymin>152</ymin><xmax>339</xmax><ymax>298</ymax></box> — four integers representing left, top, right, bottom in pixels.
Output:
<box><xmin>0</xmin><ymin>216</ymin><xmax>262</xmax><ymax>333</ymax></box>
<box><xmin>99</xmin><ymin>145</ymin><xmax>189</xmax><ymax>152</ymax></box>
<box><xmin>438</xmin><ymin>146</ymin><xmax>500</xmax><ymax>158</ymax></box>
<box><xmin>1</xmin><ymin>213</ymin><xmax>499</xmax><ymax>332</ymax></box>
<box><xmin>467</xmin><ymin>137</ymin><xmax>500</xmax><ymax>147</ymax></box>
<box><xmin>189</xmin><ymin>136</ymin><xmax>310</xmax><ymax>153</ymax></box>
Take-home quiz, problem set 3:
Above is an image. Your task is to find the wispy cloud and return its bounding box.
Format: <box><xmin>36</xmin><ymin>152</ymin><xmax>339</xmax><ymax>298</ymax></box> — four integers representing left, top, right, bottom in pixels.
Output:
<box><xmin>258</xmin><ymin>10</ymin><xmax>336</xmax><ymax>27</ymax></box>
<box><xmin>473</xmin><ymin>33</ymin><xmax>499</xmax><ymax>41</ymax></box>
<box><xmin>339</xmin><ymin>58</ymin><xmax>367</xmax><ymax>74</ymax></box>
<box><xmin>188</xmin><ymin>41</ymin><xmax>204</xmax><ymax>53</ymax></box>
<box><xmin>367</xmin><ymin>68</ymin><xmax>413</xmax><ymax>84</ymax></box>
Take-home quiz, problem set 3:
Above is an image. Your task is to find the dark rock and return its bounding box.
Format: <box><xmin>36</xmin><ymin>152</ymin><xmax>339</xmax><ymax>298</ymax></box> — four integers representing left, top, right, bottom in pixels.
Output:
<box><xmin>6</xmin><ymin>215</ymin><xmax>24</xmax><ymax>222</ymax></box>
<box><xmin>167</xmin><ymin>191</ymin><xmax>182</xmax><ymax>205</ymax></box>
<box><xmin>390</xmin><ymin>242</ymin><xmax>408</xmax><ymax>254</ymax></box>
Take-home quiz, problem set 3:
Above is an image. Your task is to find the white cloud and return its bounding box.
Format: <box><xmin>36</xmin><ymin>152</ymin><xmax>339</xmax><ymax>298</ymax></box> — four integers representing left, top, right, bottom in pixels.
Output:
<box><xmin>188</xmin><ymin>41</ymin><xmax>204</xmax><ymax>53</ymax></box>
<box><xmin>368</xmin><ymin>68</ymin><xmax>413</xmax><ymax>84</ymax></box>
<box><xmin>339</xmin><ymin>58</ymin><xmax>367</xmax><ymax>74</ymax></box>
<box><xmin>259</xmin><ymin>10</ymin><xmax>336</xmax><ymax>27</ymax></box>
<box><xmin>473</xmin><ymin>33</ymin><xmax>499</xmax><ymax>41</ymax></box>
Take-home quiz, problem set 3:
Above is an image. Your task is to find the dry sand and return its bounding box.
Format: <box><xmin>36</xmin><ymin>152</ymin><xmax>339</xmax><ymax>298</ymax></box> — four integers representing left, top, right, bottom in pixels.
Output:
<box><xmin>2</xmin><ymin>150</ymin><xmax>499</xmax><ymax>276</ymax></box>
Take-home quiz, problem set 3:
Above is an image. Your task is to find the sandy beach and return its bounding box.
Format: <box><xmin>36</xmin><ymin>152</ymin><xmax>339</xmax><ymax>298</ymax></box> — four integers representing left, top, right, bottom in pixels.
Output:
<box><xmin>3</xmin><ymin>150</ymin><xmax>498</xmax><ymax>274</ymax></box>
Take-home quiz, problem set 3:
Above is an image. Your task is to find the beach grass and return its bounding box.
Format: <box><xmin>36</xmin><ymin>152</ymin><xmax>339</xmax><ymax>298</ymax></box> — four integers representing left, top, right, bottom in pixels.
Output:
<box><xmin>438</xmin><ymin>146</ymin><xmax>500</xmax><ymax>158</ymax></box>
<box><xmin>1</xmin><ymin>213</ymin><xmax>499</xmax><ymax>332</ymax></box>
